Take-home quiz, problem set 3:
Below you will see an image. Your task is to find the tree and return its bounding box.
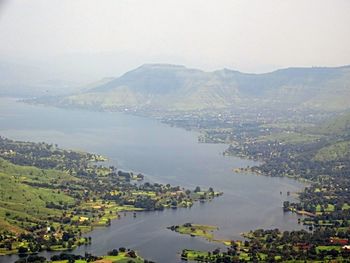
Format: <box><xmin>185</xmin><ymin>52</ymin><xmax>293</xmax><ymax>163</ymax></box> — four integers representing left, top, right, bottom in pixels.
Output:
<box><xmin>108</xmin><ymin>249</ymin><xmax>119</xmax><ymax>256</ymax></box>
<box><xmin>283</xmin><ymin>201</ymin><xmax>290</xmax><ymax>211</ymax></box>
<box><xmin>18</xmin><ymin>246</ymin><xmax>28</xmax><ymax>254</ymax></box>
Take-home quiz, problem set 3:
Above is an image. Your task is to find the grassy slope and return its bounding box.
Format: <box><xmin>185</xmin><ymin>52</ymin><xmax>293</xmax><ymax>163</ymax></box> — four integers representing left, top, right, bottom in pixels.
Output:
<box><xmin>312</xmin><ymin>111</ymin><xmax>350</xmax><ymax>136</ymax></box>
<box><xmin>0</xmin><ymin>158</ymin><xmax>76</xmax><ymax>233</ymax></box>
<box><xmin>261</xmin><ymin>112</ymin><xmax>350</xmax><ymax>162</ymax></box>
<box><xmin>312</xmin><ymin>111</ymin><xmax>350</xmax><ymax>161</ymax></box>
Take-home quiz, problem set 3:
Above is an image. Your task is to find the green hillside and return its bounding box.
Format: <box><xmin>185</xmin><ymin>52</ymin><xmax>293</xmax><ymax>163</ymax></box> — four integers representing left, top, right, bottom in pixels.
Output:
<box><xmin>0</xmin><ymin>158</ymin><xmax>76</xmax><ymax>233</ymax></box>
<box><xmin>312</xmin><ymin>111</ymin><xmax>350</xmax><ymax>136</ymax></box>
<box><xmin>35</xmin><ymin>64</ymin><xmax>350</xmax><ymax>112</ymax></box>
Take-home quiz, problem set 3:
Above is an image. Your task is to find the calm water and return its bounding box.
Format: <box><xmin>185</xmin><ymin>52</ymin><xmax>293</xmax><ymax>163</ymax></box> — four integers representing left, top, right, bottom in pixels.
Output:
<box><xmin>0</xmin><ymin>97</ymin><xmax>305</xmax><ymax>262</ymax></box>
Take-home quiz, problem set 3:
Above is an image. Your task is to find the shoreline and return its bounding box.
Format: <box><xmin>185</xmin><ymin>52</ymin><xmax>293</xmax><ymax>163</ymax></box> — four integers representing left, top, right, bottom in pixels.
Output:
<box><xmin>0</xmin><ymin>98</ymin><xmax>308</xmax><ymax>262</ymax></box>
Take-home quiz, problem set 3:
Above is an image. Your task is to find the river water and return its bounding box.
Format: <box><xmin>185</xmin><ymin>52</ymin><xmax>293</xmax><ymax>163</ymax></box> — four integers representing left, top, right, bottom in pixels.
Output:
<box><xmin>0</xmin><ymin>97</ymin><xmax>305</xmax><ymax>262</ymax></box>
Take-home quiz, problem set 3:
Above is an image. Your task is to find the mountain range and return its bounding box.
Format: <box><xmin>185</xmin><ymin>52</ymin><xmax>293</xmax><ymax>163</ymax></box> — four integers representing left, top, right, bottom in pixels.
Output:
<box><xmin>38</xmin><ymin>63</ymin><xmax>350</xmax><ymax>112</ymax></box>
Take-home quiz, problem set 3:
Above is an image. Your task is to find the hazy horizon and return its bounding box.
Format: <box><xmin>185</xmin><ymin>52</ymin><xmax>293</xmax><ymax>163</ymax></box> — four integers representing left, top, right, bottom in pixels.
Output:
<box><xmin>1</xmin><ymin>0</ymin><xmax>350</xmax><ymax>84</ymax></box>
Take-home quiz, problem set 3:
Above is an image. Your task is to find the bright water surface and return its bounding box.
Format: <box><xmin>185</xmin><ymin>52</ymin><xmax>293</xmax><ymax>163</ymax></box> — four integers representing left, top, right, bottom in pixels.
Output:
<box><xmin>0</xmin><ymin>98</ymin><xmax>305</xmax><ymax>262</ymax></box>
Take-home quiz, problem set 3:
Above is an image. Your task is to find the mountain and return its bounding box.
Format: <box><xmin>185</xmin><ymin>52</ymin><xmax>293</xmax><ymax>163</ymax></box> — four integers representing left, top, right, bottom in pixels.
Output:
<box><xmin>42</xmin><ymin>64</ymin><xmax>350</xmax><ymax>111</ymax></box>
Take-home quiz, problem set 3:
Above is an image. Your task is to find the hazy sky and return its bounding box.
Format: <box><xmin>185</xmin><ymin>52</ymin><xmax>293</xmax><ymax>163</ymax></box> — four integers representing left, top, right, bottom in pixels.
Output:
<box><xmin>0</xmin><ymin>0</ymin><xmax>350</xmax><ymax>78</ymax></box>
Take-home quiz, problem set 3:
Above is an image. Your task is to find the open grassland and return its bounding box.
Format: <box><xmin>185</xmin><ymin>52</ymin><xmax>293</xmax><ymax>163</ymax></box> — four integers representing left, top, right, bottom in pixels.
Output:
<box><xmin>0</xmin><ymin>158</ymin><xmax>76</xmax><ymax>233</ymax></box>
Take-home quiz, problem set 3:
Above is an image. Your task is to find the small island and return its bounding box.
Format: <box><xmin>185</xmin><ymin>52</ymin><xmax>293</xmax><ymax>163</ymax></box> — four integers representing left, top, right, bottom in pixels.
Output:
<box><xmin>168</xmin><ymin>223</ymin><xmax>232</xmax><ymax>246</ymax></box>
<box><xmin>168</xmin><ymin>223</ymin><xmax>217</xmax><ymax>241</ymax></box>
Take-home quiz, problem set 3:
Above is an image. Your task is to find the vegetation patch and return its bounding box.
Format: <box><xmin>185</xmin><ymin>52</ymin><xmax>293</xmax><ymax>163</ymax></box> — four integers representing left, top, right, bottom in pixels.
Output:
<box><xmin>168</xmin><ymin>223</ymin><xmax>218</xmax><ymax>241</ymax></box>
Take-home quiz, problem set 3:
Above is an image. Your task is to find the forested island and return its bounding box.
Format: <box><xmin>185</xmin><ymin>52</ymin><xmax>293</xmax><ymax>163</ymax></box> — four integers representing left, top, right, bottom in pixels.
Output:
<box><xmin>0</xmin><ymin>136</ymin><xmax>221</xmax><ymax>262</ymax></box>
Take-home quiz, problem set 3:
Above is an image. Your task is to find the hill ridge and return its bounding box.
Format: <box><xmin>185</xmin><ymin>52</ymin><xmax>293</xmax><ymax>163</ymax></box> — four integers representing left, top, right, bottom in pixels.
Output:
<box><xmin>39</xmin><ymin>63</ymin><xmax>350</xmax><ymax>112</ymax></box>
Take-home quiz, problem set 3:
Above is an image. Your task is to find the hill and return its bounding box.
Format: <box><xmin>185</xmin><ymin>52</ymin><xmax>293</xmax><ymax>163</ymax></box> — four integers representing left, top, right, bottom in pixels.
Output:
<box><xmin>44</xmin><ymin>64</ymin><xmax>350</xmax><ymax>112</ymax></box>
<box><xmin>310</xmin><ymin>111</ymin><xmax>350</xmax><ymax>161</ymax></box>
<box><xmin>0</xmin><ymin>157</ymin><xmax>76</xmax><ymax>234</ymax></box>
<box><xmin>312</xmin><ymin>111</ymin><xmax>350</xmax><ymax>136</ymax></box>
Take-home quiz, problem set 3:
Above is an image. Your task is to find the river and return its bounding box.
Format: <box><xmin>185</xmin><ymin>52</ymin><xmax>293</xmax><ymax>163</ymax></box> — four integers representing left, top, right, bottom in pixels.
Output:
<box><xmin>0</xmin><ymin>97</ymin><xmax>305</xmax><ymax>262</ymax></box>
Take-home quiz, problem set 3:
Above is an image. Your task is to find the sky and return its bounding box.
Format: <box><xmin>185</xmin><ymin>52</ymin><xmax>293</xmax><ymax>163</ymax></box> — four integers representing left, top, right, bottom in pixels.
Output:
<box><xmin>0</xmin><ymin>0</ymin><xmax>350</xmax><ymax>81</ymax></box>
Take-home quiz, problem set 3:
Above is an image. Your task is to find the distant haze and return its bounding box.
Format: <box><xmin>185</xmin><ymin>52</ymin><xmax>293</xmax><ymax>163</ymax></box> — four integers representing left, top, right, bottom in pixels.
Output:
<box><xmin>0</xmin><ymin>0</ymin><xmax>350</xmax><ymax>83</ymax></box>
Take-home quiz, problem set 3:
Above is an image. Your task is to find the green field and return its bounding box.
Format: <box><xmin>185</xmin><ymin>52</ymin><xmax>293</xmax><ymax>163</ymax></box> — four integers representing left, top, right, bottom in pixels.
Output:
<box><xmin>0</xmin><ymin>158</ymin><xmax>75</xmax><ymax>233</ymax></box>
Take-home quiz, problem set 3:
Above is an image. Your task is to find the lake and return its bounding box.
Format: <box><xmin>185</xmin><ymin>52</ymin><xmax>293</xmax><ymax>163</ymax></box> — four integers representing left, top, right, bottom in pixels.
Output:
<box><xmin>0</xmin><ymin>97</ymin><xmax>305</xmax><ymax>262</ymax></box>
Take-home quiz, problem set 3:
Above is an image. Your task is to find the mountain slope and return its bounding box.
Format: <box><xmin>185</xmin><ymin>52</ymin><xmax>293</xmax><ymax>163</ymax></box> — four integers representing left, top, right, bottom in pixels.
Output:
<box><xmin>311</xmin><ymin>111</ymin><xmax>350</xmax><ymax>136</ymax></box>
<box><xmin>45</xmin><ymin>64</ymin><xmax>350</xmax><ymax>111</ymax></box>
<box><xmin>311</xmin><ymin>111</ymin><xmax>350</xmax><ymax>161</ymax></box>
